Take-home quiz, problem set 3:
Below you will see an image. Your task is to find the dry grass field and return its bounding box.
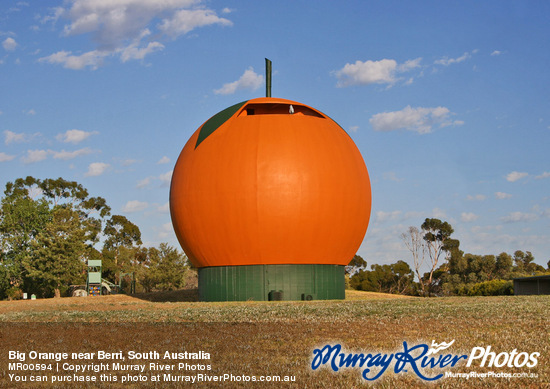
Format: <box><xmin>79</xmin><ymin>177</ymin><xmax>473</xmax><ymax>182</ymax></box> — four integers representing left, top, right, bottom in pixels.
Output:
<box><xmin>0</xmin><ymin>290</ymin><xmax>548</xmax><ymax>388</ymax></box>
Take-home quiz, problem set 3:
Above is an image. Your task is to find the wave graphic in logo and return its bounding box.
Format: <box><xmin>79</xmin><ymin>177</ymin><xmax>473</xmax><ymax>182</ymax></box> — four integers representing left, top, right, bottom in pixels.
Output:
<box><xmin>427</xmin><ymin>339</ymin><xmax>455</xmax><ymax>355</ymax></box>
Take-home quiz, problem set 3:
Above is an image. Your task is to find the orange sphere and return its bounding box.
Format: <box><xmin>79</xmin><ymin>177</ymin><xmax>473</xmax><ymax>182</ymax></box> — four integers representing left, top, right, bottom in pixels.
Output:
<box><xmin>170</xmin><ymin>97</ymin><xmax>371</xmax><ymax>268</ymax></box>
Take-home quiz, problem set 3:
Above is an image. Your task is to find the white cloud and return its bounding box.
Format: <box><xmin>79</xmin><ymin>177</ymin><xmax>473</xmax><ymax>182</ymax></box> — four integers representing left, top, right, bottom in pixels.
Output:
<box><xmin>52</xmin><ymin>148</ymin><xmax>94</xmax><ymax>160</ymax></box>
<box><xmin>8</xmin><ymin>2</ymin><xmax>29</xmax><ymax>12</ymax></box>
<box><xmin>375</xmin><ymin>210</ymin><xmax>402</xmax><ymax>223</ymax></box>
<box><xmin>85</xmin><ymin>162</ymin><xmax>110</xmax><ymax>177</ymax></box>
<box><xmin>434</xmin><ymin>51</ymin><xmax>473</xmax><ymax>66</ymax></box>
<box><xmin>40</xmin><ymin>6</ymin><xmax>64</xmax><ymax>25</ymax></box>
<box><xmin>403</xmin><ymin>211</ymin><xmax>423</xmax><ymax>220</ymax></box>
<box><xmin>2</xmin><ymin>37</ymin><xmax>17</xmax><ymax>51</ymax></box>
<box><xmin>370</xmin><ymin>105</ymin><xmax>462</xmax><ymax>134</ymax></box>
<box><xmin>157</xmin><ymin>222</ymin><xmax>174</xmax><ymax>239</ymax></box>
<box><xmin>157</xmin><ymin>156</ymin><xmax>170</xmax><ymax>164</ymax></box>
<box><xmin>39</xmin><ymin>44</ymin><xmax>165</xmax><ymax>69</ymax></box>
<box><xmin>122</xmin><ymin>200</ymin><xmax>149</xmax><ymax>213</ymax></box>
<box><xmin>158</xmin><ymin>8</ymin><xmax>232</xmax><ymax>38</ymax></box>
<box><xmin>506</xmin><ymin>171</ymin><xmax>528</xmax><ymax>182</ymax></box>
<box><xmin>467</xmin><ymin>194</ymin><xmax>486</xmax><ymax>201</ymax></box>
<box><xmin>136</xmin><ymin>170</ymin><xmax>173</xmax><ymax>189</ymax></box>
<box><xmin>382</xmin><ymin>171</ymin><xmax>402</xmax><ymax>182</ymax></box>
<box><xmin>157</xmin><ymin>202</ymin><xmax>170</xmax><ymax>213</ymax></box>
<box><xmin>491</xmin><ymin>50</ymin><xmax>503</xmax><ymax>56</ymax></box>
<box><xmin>119</xmin><ymin>29</ymin><xmax>164</xmax><ymax>62</ymax></box>
<box><xmin>62</xmin><ymin>0</ymin><xmax>195</xmax><ymax>45</ymax></box>
<box><xmin>39</xmin><ymin>50</ymin><xmax>110</xmax><ymax>70</ymax></box>
<box><xmin>471</xmin><ymin>225</ymin><xmax>503</xmax><ymax>234</ymax></box>
<box><xmin>0</xmin><ymin>152</ymin><xmax>16</xmax><ymax>162</ymax></box>
<box><xmin>24</xmin><ymin>109</ymin><xmax>36</xmax><ymax>115</ymax></box>
<box><xmin>159</xmin><ymin>170</ymin><xmax>173</xmax><ymax>186</ymax></box>
<box><xmin>4</xmin><ymin>130</ymin><xmax>26</xmax><ymax>144</ymax></box>
<box><xmin>335</xmin><ymin>59</ymin><xmax>391</xmax><ymax>87</ymax></box>
<box><xmin>535</xmin><ymin>172</ymin><xmax>550</xmax><ymax>179</ymax></box>
<box><xmin>22</xmin><ymin>149</ymin><xmax>50</xmax><ymax>164</ymax></box>
<box><xmin>14</xmin><ymin>146</ymin><xmax>93</xmax><ymax>162</ymax></box>
<box><xmin>122</xmin><ymin>159</ymin><xmax>138</xmax><ymax>166</ymax></box>
<box><xmin>461</xmin><ymin>212</ymin><xmax>479</xmax><ymax>222</ymax></box>
<box><xmin>214</xmin><ymin>67</ymin><xmax>263</xmax><ymax>95</ymax></box>
<box><xmin>136</xmin><ymin>177</ymin><xmax>152</xmax><ymax>189</ymax></box>
<box><xmin>39</xmin><ymin>0</ymin><xmax>232</xmax><ymax>69</ymax></box>
<box><xmin>495</xmin><ymin>192</ymin><xmax>512</xmax><ymax>199</ymax></box>
<box><xmin>334</xmin><ymin>57</ymin><xmax>421</xmax><ymax>87</ymax></box>
<box><xmin>501</xmin><ymin>212</ymin><xmax>538</xmax><ymax>223</ymax></box>
<box><xmin>431</xmin><ymin>208</ymin><xmax>447</xmax><ymax>219</ymax></box>
<box><xmin>440</xmin><ymin>119</ymin><xmax>464</xmax><ymax>128</ymax></box>
<box><xmin>138</xmin><ymin>171</ymin><xmax>173</xmax><ymax>188</ymax></box>
<box><xmin>120</xmin><ymin>40</ymin><xmax>164</xmax><ymax>62</ymax></box>
<box><xmin>56</xmin><ymin>129</ymin><xmax>98</xmax><ymax>143</ymax></box>
<box><xmin>398</xmin><ymin>57</ymin><xmax>422</xmax><ymax>72</ymax></box>
<box><xmin>348</xmin><ymin>126</ymin><xmax>359</xmax><ymax>133</ymax></box>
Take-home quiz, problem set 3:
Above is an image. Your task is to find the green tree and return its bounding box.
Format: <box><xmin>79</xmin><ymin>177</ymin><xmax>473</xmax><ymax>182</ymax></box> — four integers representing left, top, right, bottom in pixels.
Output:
<box><xmin>38</xmin><ymin>177</ymin><xmax>110</xmax><ymax>246</ymax></box>
<box><xmin>465</xmin><ymin>254</ymin><xmax>482</xmax><ymax>280</ymax></box>
<box><xmin>423</xmin><ymin>263</ymin><xmax>449</xmax><ymax>296</ymax></box>
<box><xmin>0</xmin><ymin>189</ymin><xmax>51</xmax><ymax>298</ymax></box>
<box><xmin>421</xmin><ymin>218</ymin><xmax>457</xmax><ymax>296</ymax></box>
<box><xmin>141</xmin><ymin>244</ymin><xmax>188</xmax><ymax>292</ymax></box>
<box><xmin>513</xmin><ymin>250</ymin><xmax>536</xmax><ymax>274</ymax></box>
<box><xmin>346</xmin><ymin>255</ymin><xmax>367</xmax><ymax>276</ymax></box>
<box><xmin>0</xmin><ymin>177</ymin><xmax>111</xmax><ymax>298</ymax></box>
<box><xmin>480</xmin><ymin>255</ymin><xmax>496</xmax><ymax>280</ymax></box>
<box><xmin>495</xmin><ymin>252</ymin><xmax>513</xmax><ymax>279</ymax></box>
<box><xmin>350</xmin><ymin>260</ymin><xmax>415</xmax><ymax>295</ymax></box>
<box><xmin>103</xmin><ymin>215</ymin><xmax>142</xmax><ymax>284</ymax></box>
<box><xmin>390</xmin><ymin>260</ymin><xmax>416</xmax><ymax>294</ymax></box>
<box><xmin>447</xmin><ymin>249</ymin><xmax>467</xmax><ymax>279</ymax></box>
<box><xmin>26</xmin><ymin>207</ymin><xmax>87</xmax><ymax>298</ymax></box>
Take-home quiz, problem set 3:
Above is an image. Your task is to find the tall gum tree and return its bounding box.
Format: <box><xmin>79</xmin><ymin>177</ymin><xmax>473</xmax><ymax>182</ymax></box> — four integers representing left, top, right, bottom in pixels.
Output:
<box><xmin>103</xmin><ymin>215</ymin><xmax>142</xmax><ymax>285</ymax></box>
<box><xmin>421</xmin><ymin>218</ymin><xmax>459</xmax><ymax>296</ymax></box>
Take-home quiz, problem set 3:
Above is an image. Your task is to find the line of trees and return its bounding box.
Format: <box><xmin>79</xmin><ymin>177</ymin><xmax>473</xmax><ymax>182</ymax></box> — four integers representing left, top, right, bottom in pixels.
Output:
<box><xmin>349</xmin><ymin>218</ymin><xmax>550</xmax><ymax>296</ymax></box>
<box><xmin>0</xmin><ymin>177</ymin><xmax>191</xmax><ymax>300</ymax></box>
<box><xmin>348</xmin><ymin>260</ymin><xmax>416</xmax><ymax>295</ymax></box>
<box><xmin>3</xmin><ymin>176</ymin><xmax>547</xmax><ymax>300</ymax></box>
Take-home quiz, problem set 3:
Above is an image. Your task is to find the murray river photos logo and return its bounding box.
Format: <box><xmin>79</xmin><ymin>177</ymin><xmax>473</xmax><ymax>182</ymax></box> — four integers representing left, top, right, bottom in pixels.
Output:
<box><xmin>311</xmin><ymin>340</ymin><xmax>539</xmax><ymax>381</ymax></box>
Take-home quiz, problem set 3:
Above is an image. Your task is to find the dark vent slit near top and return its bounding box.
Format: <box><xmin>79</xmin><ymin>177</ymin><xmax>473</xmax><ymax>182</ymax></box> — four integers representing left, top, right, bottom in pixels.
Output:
<box><xmin>238</xmin><ymin>104</ymin><xmax>324</xmax><ymax>118</ymax></box>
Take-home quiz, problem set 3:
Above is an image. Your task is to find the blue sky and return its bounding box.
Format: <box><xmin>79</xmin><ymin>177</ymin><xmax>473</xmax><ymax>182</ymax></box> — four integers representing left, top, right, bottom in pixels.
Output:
<box><xmin>1</xmin><ymin>1</ymin><xmax>549</xmax><ymax>270</ymax></box>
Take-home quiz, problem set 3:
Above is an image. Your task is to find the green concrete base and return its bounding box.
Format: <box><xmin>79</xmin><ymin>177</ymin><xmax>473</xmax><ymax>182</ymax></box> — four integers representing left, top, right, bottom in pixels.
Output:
<box><xmin>198</xmin><ymin>264</ymin><xmax>345</xmax><ymax>302</ymax></box>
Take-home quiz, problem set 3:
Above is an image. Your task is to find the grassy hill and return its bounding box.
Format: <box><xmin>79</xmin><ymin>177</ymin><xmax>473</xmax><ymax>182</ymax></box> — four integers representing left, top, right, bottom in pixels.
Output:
<box><xmin>0</xmin><ymin>291</ymin><xmax>547</xmax><ymax>388</ymax></box>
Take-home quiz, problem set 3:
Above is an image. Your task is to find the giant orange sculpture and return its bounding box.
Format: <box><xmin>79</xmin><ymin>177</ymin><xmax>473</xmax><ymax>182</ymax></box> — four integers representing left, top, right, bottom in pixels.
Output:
<box><xmin>170</xmin><ymin>64</ymin><xmax>371</xmax><ymax>301</ymax></box>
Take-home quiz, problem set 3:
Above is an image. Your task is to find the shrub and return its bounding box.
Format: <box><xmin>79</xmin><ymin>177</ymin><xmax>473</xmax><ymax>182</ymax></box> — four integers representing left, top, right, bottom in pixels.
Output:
<box><xmin>468</xmin><ymin>279</ymin><xmax>513</xmax><ymax>296</ymax></box>
<box><xmin>6</xmin><ymin>287</ymin><xmax>23</xmax><ymax>301</ymax></box>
